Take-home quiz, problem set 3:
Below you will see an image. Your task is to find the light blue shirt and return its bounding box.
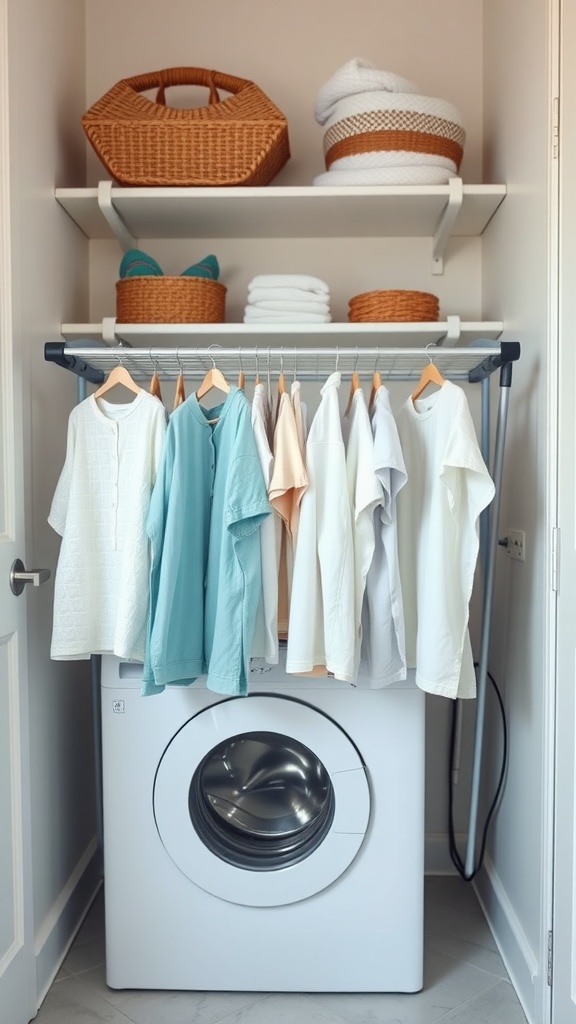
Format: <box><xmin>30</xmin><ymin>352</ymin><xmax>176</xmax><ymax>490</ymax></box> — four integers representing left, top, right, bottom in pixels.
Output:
<box><xmin>142</xmin><ymin>386</ymin><xmax>270</xmax><ymax>696</ymax></box>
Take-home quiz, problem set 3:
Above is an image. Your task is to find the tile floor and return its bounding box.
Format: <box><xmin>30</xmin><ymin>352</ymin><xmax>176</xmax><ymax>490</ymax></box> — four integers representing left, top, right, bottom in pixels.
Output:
<box><xmin>36</xmin><ymin>876</ymin><xmax>528</xmax><ymax>1024</ymax></box>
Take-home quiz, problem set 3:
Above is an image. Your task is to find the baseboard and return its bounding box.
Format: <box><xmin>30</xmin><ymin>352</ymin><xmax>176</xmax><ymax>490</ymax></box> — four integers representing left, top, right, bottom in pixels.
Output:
<box><xmin>473</xmin><ymin>853</ymin><xmax>540</xmax><ymax>1024</ymax></box>
<box><xmin>34</xmin><ymin>837</ymin><xmax>102</xmax><ymax>1005</ymax></box>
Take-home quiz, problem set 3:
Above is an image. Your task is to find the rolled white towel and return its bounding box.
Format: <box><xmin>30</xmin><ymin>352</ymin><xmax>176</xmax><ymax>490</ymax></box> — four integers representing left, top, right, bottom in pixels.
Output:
<box><xmin>313</xmin><ymin>165</ymin><xmax>458</xmax><ymax>186</ymax></box>
<box><xmin>248</xmin><ymin>286</ymin><xmax>331</xmax><ymax>304</ymax></box>
<box><xmin>248</xmin><ymin>274</ymin><xmax>330</xmax><ymax>294</ymax></box>
<box><xmin>244</xmin><ymin>309</ymin><xmax>332</xmax><ymax>323</ymax></box>
<box><xmin>246</xmin><ymin>299</ymin><xmax>330</xmax><ymax>315</ymax></box>
<box><xmin>315</xmin><ymin>58</ymin><xmax>421</xmax><ymax>126</ymax></box>
<box><xmin>320</xmin><ymin>88</ymin><xmax>465</xmax><ymax>176</ymax></box>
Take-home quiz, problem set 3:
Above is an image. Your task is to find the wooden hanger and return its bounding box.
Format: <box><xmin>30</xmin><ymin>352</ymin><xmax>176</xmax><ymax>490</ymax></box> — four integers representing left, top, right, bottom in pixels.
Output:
<box><xmin>149</xmin><ymin>355</ymin><xmax>163</xmax><ymax>403</ymax></box>
<box><xmin>93</xmin><ymin>358</ymin><xmax>141</xmax><ymax>400</ymax></box>
<box><xmin>236</xmin><ymin>348</ymin><xmax>245</xmax><ymax>390</ymax></box>
<box><xmin>368</xmin><ymin>351</ymin><xmax>382</xmax><ymax>413</ymax></box>
<box><xmin>196</xmin><ymin>364</ymin><xmax>230</xmax><ymax>401</ymax></box>
<box><xmin>411</xmin><ymin>349</ymin><xmax>446</xmax><ymax>402</ymax></box>
<box><xmin>277</xmin><ymin>350</ymin><xmax>286</xmax><ymax>396</ymax></box>
<box><xmin>173</xmin><ymin>350</ymin><xmax>186</xmax><ymax>410</ymax></box>
<box><xmin>195</xmin><ymin>349</ymin><xmax>230</xmax><ymax>425</ymax></box>
<box><xmin>368</xmin><ymin>369</ymin><xmax>381</xmax><ymax>413</ymax></box>
<box><xmin>344</xmin><ymin>370</ymin><xmax>361</xmax><ymax>417</ymax></box>
<box><xmin>150</xmin><ymin>369</ymin><xmax>162</xmax><ymax>400</ymax></box>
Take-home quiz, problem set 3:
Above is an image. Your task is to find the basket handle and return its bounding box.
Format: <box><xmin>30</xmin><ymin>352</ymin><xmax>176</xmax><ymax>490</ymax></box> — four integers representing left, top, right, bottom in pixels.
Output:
<box><xmin>123</xmin><ymin>67</ymin><xmax>255</xmax><ymax>107</ymax></box>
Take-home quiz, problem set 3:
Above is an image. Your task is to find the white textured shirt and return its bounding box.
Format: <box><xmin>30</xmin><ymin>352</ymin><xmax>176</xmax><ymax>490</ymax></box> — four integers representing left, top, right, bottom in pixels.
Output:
<box><xmin>250</xmin><ymin>383</ymin><xmax>280</xmax><ymax>663</ymax></box>
<box><xmin>358</xmin><ymin>386</ymin><xmax>407</xmax><ymax>687</ymax></box>
<box><xmin>286</xmin><ymin>372</ymin><xmax>355</xmax><ymax>682</ymax></box>
<box><xmin>344</xmin><ymin>388</ymin><xmax>383</xmax><ymax>680</ymax></box>
<box><xmin>49</xmin><ymin>392</ymin><xmax>166</xmax><ymax>661</ymax></box>
<box><xmin>396</xmin><ymin>382</ymin><xmax>495</xmax><ymax>699</ymax></box>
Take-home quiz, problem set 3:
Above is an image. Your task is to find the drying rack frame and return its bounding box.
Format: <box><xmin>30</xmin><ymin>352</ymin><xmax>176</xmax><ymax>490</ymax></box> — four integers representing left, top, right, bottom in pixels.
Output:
<box><xmin>45</xmin><ymin>337</ymin><xmax>520</xmax><ymax>880</ymax></box>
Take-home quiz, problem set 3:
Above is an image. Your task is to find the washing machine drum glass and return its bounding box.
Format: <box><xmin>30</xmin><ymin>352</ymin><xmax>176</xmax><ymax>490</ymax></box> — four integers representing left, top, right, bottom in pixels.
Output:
<box><xmin>190</xmin><ymin>730</ymin><xmax>335</xmax><ymax>870</ymax></box>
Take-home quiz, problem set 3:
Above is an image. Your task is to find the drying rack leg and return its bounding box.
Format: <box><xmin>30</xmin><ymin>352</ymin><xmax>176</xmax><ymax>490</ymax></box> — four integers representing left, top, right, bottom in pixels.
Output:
<box><xmin>465</xmin><ymin>364</ymin><xmax>512</xmax><ymax>876</ymax></box>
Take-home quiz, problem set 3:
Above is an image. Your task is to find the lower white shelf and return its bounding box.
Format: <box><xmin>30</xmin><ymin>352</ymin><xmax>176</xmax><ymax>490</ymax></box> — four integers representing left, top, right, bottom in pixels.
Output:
<box><xmin>61</xmin><ymin>319</ymin><xmax>503</xmax><ymax>348</ymax></box>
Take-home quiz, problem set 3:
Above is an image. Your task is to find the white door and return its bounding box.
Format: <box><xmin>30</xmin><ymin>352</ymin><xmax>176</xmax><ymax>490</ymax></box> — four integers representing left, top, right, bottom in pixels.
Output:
<box><xmin>0</xmin><ymin>1</ymin><xmax>36</xmax><ymax>1020</ymax></box>
<box><xmin>552</xmin><ymin>1</ymin><xmax>576</xmax><ymax>1019</ymax></box>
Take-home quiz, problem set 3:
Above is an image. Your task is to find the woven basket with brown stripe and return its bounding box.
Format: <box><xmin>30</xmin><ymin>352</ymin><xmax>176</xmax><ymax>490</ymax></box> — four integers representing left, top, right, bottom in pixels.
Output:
<box><xmin>116</xmin><ymin>276</ymin><xmax>227</xmax><ymax>323</ymax></box>
<box><xmin>348</xmin><ymin>289</ymin><xmax>440</xmax><ymax>323</ymax></box>
<box><xmin>321</xmin><ymin>89</ymin><xmax>465</xmax><ymax>175</ymax></box>
<box><xmin>83</xmin><ymin>67</ymin><xmax>290</xmax><ymax>187</ymax></box>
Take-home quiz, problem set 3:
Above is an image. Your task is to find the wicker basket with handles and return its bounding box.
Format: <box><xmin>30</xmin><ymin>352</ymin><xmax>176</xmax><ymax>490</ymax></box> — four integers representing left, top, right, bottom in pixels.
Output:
<box><xmin>116</xmin><ymin>276</ymin><xmax>226</xmax><ymax>324</ymax></box>
<box><xmin>348</xmin><ymin>289</ymin><xmax>440</xmax><ymax>323</ymax></box>
<box><xmin>82</xmin><ymin>66</ymin><xmax>290</xmax><ymax>187</ymax></box>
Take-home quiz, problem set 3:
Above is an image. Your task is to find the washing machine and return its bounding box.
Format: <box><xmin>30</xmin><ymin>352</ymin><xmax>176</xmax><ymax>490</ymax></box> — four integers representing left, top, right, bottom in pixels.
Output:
<box><xmin>100</xmin><ymin>654</ymin><xmax>425</xmax><ymax>993</ymax></box>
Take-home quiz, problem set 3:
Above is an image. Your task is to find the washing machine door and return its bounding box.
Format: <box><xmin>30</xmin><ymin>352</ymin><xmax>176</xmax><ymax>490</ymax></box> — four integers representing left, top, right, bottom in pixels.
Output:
<box><xmin>153</xmin><ymin>694</ymin><xmax>370</xmax><ymax>907</ymax></box>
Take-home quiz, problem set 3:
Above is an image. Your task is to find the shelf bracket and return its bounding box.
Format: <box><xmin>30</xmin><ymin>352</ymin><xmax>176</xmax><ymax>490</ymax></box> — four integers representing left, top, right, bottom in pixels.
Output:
<box><xmin>437</xmin><ymin>315</ymin><xmax>461</xmax><ymax>347</ymax></box>
<box><xmin>432</xmin><ymin>176</ymin><xmax>463</xmax><ymax>275</ymax></box>
<box><xmin>97</xmin><ymin>180</ymin><xmax>136</xmax><ymax>252</ymax></box>
<box><xmin>102</xmin><ymin>317</ymin><xmax>118</xmax><ymax>344</ymax></box>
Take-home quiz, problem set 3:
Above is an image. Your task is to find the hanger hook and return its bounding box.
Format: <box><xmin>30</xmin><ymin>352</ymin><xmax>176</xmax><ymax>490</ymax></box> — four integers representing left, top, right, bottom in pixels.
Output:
<box><xmin>149</xmin><ymin>348</ymin><xmax>161</xmax><ymax>374</ymax></box>
<box><xmin>293</xmin><ymin>350</ymin><xmax>297</xmax><ymax>383</ymax></box>
<box><xmin>335</xmin><ymin>347</ymin><xmax>340</xmax><ymax>372</ymax></box>
<box><xmin>280</xmin><ymin>347</ymin><xmax>284</xmax><ymax>375</ymax></box>
<box><xmin>254</xmin><ymin>346</ymin><xmax>259</xmax><ymax>378</ymax></box>
<box><xmin>354</xmin><ymin>347</ymin><xmax>359</xmax><ymax>372</ymax></box>
<box><xmin>206</xmin><ymin>343</ymin><xmax>222</xmax><ymax>368</ymax></box>
<box><xmin>238</xmin><ymin>347</ymin><xmax>243</xmax><ymax>372</ymax></box>
<box><xmin>374</xmin><ymin>347</ymin><xmax>380</xmax><ymax>372</ymax></box>
<box><xmin>425</xmin><ymin>342</ymin><xmax>437</xmax><ymax>364</ymax></box>
<box><xmin>176</xmin><ymin>346</ymin><xmax>183</xmax><ymax>373</ymax></box>
<box><xmin>114</xmin><ymin>345</ymin><xmax>124</xmax><ymax>367</ymax></box>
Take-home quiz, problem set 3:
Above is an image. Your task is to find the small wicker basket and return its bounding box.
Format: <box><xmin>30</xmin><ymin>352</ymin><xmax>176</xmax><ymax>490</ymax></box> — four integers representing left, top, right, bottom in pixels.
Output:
<box><xmin>348</xmin><ymin>289</ymin><xmax>440</xmax><ymax>322</ymax></box>
<box><xmin>116</xmin><ymin>276</ymin><xmax>226</xmax><ymax>323</ymax></box>
<box><xmin>83</xmin><ymin>66</ymin><xmax>290</xmax><ymax>187</ymax></box>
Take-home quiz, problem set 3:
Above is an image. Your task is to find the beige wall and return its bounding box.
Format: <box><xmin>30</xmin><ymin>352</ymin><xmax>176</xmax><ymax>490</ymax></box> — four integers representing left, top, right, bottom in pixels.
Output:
<box><xmin>479</xmin><ymin>1</ymin><xmax>553</xmax><ymax>1020</ymax></box>
<box><xmin>85</xmin><ymin>0</ymin><xmax>484</xmax><ymax>186</ymax></box>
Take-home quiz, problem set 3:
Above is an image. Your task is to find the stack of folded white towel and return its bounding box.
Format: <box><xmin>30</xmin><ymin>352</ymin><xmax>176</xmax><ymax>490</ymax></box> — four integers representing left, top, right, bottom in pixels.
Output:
<box><xmin>313</xmin><ymin>58</ymin><xmax>466</xmax><ymax>187</ymax></box>
<box><xmin>244</xmin><ymin>275</ymin><xmax>331</xmax><ymax>323</ymax></box>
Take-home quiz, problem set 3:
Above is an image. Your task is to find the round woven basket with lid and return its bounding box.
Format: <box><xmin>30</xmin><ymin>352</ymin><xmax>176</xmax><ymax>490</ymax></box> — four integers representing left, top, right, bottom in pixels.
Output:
<box><xmin>348</xmin><ymin>289</ymin><xmax>439</xmax><ymax>322</ymax></box>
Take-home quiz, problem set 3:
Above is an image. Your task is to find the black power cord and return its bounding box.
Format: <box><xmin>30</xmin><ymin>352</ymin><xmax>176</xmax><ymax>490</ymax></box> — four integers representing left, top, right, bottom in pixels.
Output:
<box><xmin>448</xmin><ymin>668</ymin><xmax>508</xmax><ymax>881</ymax></box>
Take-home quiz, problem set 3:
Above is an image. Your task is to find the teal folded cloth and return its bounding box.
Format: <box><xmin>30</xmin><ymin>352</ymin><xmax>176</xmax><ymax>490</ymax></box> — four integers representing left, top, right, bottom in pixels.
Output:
<box><xmin>119</xmin><ymin>249</ymin><xmax>220</xmax><ymax>280</ymax></box>
<box><xmin>181</xmin><ymin>254</ymin><xmax>220</xmax><ymax>280</ymax></box>
<box><xmin>119</xmin><ymin>248</ymin><xmax>164</xmax><ymax>278</ymax></box>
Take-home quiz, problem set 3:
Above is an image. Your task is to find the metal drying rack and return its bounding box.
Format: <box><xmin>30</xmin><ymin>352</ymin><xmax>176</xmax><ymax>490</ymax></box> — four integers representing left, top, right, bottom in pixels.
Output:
<box><xmin>45</xmin><ymin>336</ymin><xmax>520</xmax><ymax>879</ymax></box>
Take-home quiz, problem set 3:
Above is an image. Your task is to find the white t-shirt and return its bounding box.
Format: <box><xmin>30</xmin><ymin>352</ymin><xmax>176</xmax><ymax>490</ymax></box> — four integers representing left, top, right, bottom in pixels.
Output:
<box><xmin>286</xmin><ymin>372</ymin><xmax>356</xmax><ymax>682</ymax></box>
<box><xmin>344</xmin><ymin>388</ymin><xmax>383</xmax><ymax>680</ymax></box>
<box><xmin>396</xmin><ymin>381</ymin><xmax>495</xmax><ymax>699</ymax></box>
<box><xmin>48</xmin><ymin>391</ymin><xmax>166</xmax><ymax>662</ymax></box>
<box><xmin>358</xmin><ymin>385</ymin><xmax>408</xmax><ymax>687</ymax></box>
<box><xmin>250</xmin><ymin>383</ymin><xmax>280</xmax><ymax>663</ymax></box>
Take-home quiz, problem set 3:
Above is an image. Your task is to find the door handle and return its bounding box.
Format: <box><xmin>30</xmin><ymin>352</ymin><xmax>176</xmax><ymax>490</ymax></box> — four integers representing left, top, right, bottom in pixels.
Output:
<box><xmin>10</xmin><ymin>558</ymin><xmax>51</xmax><ymax>596</ymax></box>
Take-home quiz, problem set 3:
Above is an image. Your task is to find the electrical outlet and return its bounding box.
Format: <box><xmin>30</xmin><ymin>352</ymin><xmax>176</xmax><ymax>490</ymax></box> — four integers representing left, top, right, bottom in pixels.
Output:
<box><xmin>505</xmin><ymin>529</ymin><xmax>525</xmax><ymax>562</ymax></box>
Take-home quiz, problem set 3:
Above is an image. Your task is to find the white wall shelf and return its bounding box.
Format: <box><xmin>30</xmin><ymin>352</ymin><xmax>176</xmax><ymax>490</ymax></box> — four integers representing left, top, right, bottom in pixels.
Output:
<box><xmin>60</xmin><ymin>318</ymin><xmax>504</xmax><ymax>349</ymax></box>
<box><xmin>55</xmin><ymin>179</ymin><xmax>506</xmax><ymax>245</ymax></box>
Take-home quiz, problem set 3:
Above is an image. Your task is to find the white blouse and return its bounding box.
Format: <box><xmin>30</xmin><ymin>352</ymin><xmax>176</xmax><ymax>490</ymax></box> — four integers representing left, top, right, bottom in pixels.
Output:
<box><xmin>48</xmin><ymin>391</ymin><xmax>166</xmax><ymax>662</ymax></box>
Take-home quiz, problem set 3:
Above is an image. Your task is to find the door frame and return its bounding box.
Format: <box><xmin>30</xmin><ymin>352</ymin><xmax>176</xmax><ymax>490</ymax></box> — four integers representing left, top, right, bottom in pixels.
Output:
<box><xmin>0</xmin><ymin>0</ymin><xmax>36</xmax><ymax>1020</ymax></box>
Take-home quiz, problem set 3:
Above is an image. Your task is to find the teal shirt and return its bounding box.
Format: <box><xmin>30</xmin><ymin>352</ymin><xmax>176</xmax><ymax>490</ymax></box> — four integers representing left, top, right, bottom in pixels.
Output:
<box><xmin>142</xmin><ymin>387</ymin><xmax>270</xmax><ymax>696</ymax></box>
